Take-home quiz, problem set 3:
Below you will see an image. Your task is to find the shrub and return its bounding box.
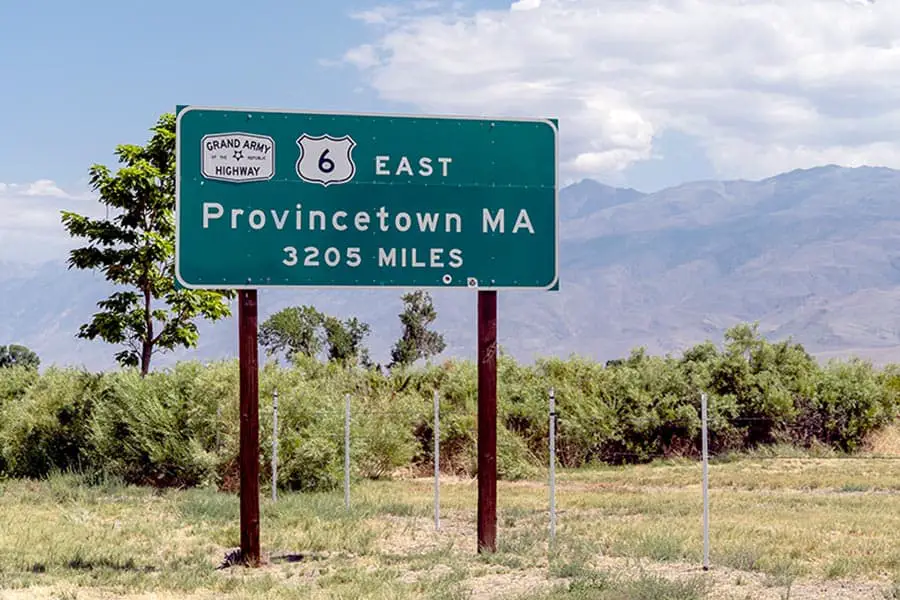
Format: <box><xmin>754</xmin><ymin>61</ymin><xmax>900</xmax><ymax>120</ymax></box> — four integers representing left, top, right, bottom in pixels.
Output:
<box><xmin>2</xmin><ymin>321</ymin><xmax>900</xmax><ymax>490</ymax></box>
<box><xmin>89</xmin><ymin>363</ymin><xmax>220</xmax><ymax>487</ymax></box>
<box><xmin>258</xmin><ymin>358</ymin><xmax>350</xmax><ymax>493</ymax></box>
<box><xmin>809</xmin><ymin>359</ymin><xmax>896</xmax><ymax>451</ymax></box>
<box><xmin>0</xmin><ymin>368</ymin><xmax>98</xmax><ymax>478</ymax></box>
<box><xmin>0</xmin><ymin>366</ymin><xmax>40</xmax><ymax>475</ymax></box>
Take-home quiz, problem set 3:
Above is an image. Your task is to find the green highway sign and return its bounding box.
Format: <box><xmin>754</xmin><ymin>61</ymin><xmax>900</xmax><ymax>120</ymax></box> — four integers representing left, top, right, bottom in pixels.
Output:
<box><xmin>175</xmin><ymin>106</ymin><xmax>558</xmax><ymax>290</ymax></box>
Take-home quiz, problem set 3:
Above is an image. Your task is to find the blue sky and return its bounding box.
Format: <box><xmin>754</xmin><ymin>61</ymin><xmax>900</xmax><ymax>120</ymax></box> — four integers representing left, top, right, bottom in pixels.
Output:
<box><xmin>0</xmin><ymin>0</ymin><xmax>395</xmax><ymax>186</ymax></box>
<box><xmin>0</xmin><ymin>0</ymin><xmax>718</xmax><ymax>192</ymax></box>
<box><xmin>1</xmin><ymin>0</ymin><xmax>898</xmax><ymax>265</ymax></box>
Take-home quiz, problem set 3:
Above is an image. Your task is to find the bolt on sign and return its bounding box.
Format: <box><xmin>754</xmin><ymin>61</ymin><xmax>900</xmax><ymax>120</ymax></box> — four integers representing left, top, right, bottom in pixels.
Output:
<box><xmin>175</xmin><ymin>106</ymin><xmax>558</xmax><ymax>290</ymax></box>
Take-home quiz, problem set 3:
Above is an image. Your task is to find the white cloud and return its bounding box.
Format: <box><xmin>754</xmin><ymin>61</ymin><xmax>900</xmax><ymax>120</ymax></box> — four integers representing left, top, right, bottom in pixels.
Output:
<box><xmin>343</xmin><ymin>44</ymin><xmax>381</xmax><ymax>69</ymax></box>
<box><xmin>0</xmin><ymin>180</ymin><xmax>103</xmax><ymax>266</ymax></box>
<box><xmin>23</xmin><ymin>179</ymin><xmax>69</xmax><ymax>198</ymax></box>
<box><xmin>349</xmin><ymin>5</ymin><xmax>406</xmax><ymax>25</ymax></box>
<box><xmin>510</xmin><ymin>0</ymin><xmax>540</xmax><ymax>10</ymax></box>
<box><xmin>344</xmin><ymin>0</ymin><xmax>900</xmax><ymax>180</ymax></box>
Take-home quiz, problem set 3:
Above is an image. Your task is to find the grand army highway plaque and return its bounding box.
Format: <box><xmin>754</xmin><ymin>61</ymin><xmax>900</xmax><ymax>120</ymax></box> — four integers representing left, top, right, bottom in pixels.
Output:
<box><xmin>175</xmin><ymin>106</ymin><xmax>558</xmax><ymax>290</ymax></box>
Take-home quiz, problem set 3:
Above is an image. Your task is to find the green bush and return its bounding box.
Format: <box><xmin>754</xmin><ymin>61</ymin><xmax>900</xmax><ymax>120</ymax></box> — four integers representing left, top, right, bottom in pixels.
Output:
<box><xmin>536</xmin><ymin>357</ymin><xmax>617</xmax><ymax>467</ymax></box>
<box><xmin>0</xmin><ymin>366</ymin><xmax>40</xmax><ymax>475</ymax></box>
<box><xmin>1</xmin><ymin>322</ymin><xmax>900</xmax><ymax>491</ymax></box>
<box><xmin>810</xmin><ymin>359</ymin><xmax>896</xmax><ymax>451</ymax></box>
<box><xmin>497</xmin><ymin>422</ymin><xmax>540</xmax><ymax>480</ymax></box>
<box><xmin>0</xmin><ymin>368</ymin><xmax>98</xmax><ymax>478</ymax></box>
<box><xmin>89</xmin><ymin>363</ymin><xmax>220</xmax><ymax>487</ymax></box>
<box><xmin>259</xmin><ymin>359</ymin><xmax>346</xmax><ymax>492</ymax></box>
<box><xmin>403</xmin><ymin>360</ymin><xmax>479</xmax><ymax>476</ymax></box>
<box><xmin>0</xmin><ymin>365</ymin><xmax>38</xmax><ymax>405</ymax></box>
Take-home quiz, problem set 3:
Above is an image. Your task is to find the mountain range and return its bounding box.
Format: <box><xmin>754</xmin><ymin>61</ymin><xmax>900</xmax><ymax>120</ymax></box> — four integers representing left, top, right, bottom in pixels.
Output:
<box><xmin>4</xmin><ymin>164</ymin><xmax>900</xmax><ymax>371</ymax></box>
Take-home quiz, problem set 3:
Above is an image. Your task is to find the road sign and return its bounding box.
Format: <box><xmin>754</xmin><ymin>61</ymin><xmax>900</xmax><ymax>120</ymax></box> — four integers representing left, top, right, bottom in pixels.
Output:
<box><xmin>175</xmin><ymin>106</ymin><xmax>558</xmax><ymax>290</ymax></box>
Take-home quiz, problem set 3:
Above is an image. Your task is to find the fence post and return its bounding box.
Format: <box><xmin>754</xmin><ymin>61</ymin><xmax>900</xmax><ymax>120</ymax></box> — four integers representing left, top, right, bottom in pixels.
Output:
<box><xmin>216</xmin><ymin>404</ymin><xmax>222</xmax><ymax>451</ymax></box>
<box><xmin>701</xmin><ymin>392</ymin><xmax>710</xmax><ymax>571</ymax></box>
<box><xmin>434</xmin><ymin>388</ymin><xmax>440</xmax><ymax>531</ymax></box>
<box><xmin>272</xmin><ymin>389</ymin><xmax>279</xmax><ymax>502</ymax></box>
<box><xmin>549</xmin><ymin>387</ymin><xmax>557</xmax><ymax>546</ymax></box>
<box><xmin>344</xmin><ymin>392</ymin><xmax>351</xmax><ymax>511</ymax></box>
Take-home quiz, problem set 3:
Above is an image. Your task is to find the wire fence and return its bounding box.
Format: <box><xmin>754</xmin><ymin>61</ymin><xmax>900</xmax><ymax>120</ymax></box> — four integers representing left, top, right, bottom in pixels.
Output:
<box><xmin>264</xmin><ymin>387</ymin><xmax>900</xmax><ymax>570</ymax></box>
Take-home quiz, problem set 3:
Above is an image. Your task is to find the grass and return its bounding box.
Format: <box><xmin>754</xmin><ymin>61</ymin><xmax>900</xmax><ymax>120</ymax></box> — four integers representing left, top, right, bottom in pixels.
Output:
<box><xmin>3</xmin><ymin>455</ymin><xmax>900</xmax><ymax>598</ymax></box>
<box><xmin>522</xmin><ymin>570</ymin><xmax>709</xmax><ymax>600</ymax></box>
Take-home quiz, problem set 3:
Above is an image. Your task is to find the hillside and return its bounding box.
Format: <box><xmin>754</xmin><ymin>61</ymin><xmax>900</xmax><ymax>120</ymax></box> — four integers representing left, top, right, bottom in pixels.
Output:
<box><xmin>3</xmin><ymin>164</ymin><xmax>900</xmax><ymax>370</ymax></box>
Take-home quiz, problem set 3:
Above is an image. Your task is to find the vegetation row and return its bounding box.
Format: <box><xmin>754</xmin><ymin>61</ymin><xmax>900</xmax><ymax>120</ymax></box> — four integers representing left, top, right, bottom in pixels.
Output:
<box><xmin>1</xmin><ymin>323</ymin><xmax>898</xmax><ymax>493</ymax></box>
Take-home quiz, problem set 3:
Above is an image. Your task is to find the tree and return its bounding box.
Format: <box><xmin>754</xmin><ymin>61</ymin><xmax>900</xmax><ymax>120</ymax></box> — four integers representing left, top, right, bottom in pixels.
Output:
<box><xmin>259</xmin><ymin>305</ymin><xmax>325</xmax><ymax>363</ymax></box>
<box><xmin>260</xmin><ymin>306</ymin><xmax>373</xmax><ymax>368</ymax></box>
<box><xmin>0</xmin><ymin>344</ymin><xmax>40</xmax><ymax>370</ymax></box>
<box><xmin>389</xmin><ymin>290</ymin><xmax>446</xmax><ymax>368</ymax></box>
<box><xmin>324</xmin><ymin>316</ymin><xmax>372</xmax><ymax>367</ymax></box>
<box><xmin>709</xmin><ymin>322</ymin><xmax>818</xmax><ymax>445</ymax></box>
<box><xmin>60</xmin><ymin>113</ymin><xmax>233</xmax><ymax>376</ymax></box>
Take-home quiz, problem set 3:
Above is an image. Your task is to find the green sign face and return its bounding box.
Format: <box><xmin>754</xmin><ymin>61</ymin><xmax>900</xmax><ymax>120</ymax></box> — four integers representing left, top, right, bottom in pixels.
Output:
<box><xmin>175</xmin><ymin>106</ymin><xmax>558</xmax><ymax>290</ymax></box>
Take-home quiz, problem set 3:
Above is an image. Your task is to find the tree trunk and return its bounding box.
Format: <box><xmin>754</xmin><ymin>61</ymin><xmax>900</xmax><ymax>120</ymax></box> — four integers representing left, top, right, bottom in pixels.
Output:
<box><xmin>141</xmin><ymin>340</ymin><xmax>152</xmax><ymax>377</ymax></box>
<box><xmin>141</xmin><ymin>287</ymin><xmax>153</xmax><ymax>377</ymax></box>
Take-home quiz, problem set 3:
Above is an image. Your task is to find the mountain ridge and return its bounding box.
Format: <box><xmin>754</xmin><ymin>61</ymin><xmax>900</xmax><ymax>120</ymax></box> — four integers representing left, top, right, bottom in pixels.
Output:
<box><xmin>4</xmin><ymin>164</ymin><xmax>900</xmax><ymax>370</ymax></box>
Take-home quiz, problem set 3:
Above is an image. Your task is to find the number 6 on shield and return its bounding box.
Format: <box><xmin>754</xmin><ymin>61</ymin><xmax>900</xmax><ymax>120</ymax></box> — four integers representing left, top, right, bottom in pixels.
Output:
<box><xmin>295</xmin><ymin>133</ymin><xmax>357</xmax><ymax>187</ymax></box>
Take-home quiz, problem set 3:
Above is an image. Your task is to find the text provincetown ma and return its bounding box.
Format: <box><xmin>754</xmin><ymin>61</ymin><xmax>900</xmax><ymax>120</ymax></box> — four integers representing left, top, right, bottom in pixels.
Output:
<box><xmin>200</xmin><ymin>203</ymin><xmax>536</xmax><ymax>270</ymax></box>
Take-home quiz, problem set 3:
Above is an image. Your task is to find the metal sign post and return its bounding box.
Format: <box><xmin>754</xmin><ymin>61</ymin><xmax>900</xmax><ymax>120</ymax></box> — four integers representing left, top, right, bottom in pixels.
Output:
<box><xmin>477</xmin><ymin>290</ymin><xmax>498</xmax><ymax>553</ymax></box>
<box><xmin>238</xmin><ymin>290</ymin><xmax>260</xmax><ymax>566</ymax></box>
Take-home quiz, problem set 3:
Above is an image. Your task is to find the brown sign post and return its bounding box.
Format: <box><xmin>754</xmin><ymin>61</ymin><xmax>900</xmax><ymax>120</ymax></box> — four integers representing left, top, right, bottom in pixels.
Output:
<box><xmin>477</xmin><ymin>290</ymin><xmax>498</xmax><ymax>553</ymax></box>
<box><xmin>238</xmin><ymin>290</ymin><xmax>261</xmax><ymax>565</ymax></box>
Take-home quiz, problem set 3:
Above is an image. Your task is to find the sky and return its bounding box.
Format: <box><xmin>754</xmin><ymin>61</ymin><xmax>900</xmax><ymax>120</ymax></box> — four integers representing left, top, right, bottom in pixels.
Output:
<box><xmin>1</xmin><ymin>0</ymin><xmax>898</xmax><ymax>266</ymax></box>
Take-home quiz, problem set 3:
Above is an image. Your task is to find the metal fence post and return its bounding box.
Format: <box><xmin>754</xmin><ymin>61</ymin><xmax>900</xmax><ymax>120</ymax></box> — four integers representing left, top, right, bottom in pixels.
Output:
<box><xmin>344</xmin><ymin>393</ymin><xmax>351</xmax><ymax>510</ymax></box>
<box><xmin>549</xmin><ymin>387</ymin><xmax>557</xmax><ymax>545</ymax></box>
<box><xmin>215</xmin><ymin>404</ymin><xmax>222</xmax><ymax>451</ymax></box>
<box><xmin>434</xmin><ymin>389</ymin><xmax>440</xmax><ymax>531</ymax></box>
<box><xmin>701</xmin><ymin>392</ymin><xmax>710</xmax><ymax>570</ymax></box>
<box><xmin>272</xmin><ymin>389</ymin><xmax>278</xmax><ymax>502</ymax></box>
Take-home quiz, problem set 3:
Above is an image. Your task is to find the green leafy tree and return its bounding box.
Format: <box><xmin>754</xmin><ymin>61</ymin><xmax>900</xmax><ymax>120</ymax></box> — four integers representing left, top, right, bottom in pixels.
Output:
<box><xmin>389</xmin><ymin>290</ymin><xmax>446</xmax><ymax>368</ymax></box>
<box><xmin>324</xmin><ymin>316</ymin><xmax>372</xmax><ymax>367</ymax></box>
<box><xmin>812</xmin><ymin>358</ymin><xmax>894</xmax><ymax>451</ymax></box>
<box><xmin>709</xmin><ymin>322</ymin><xmax>818</xmax><ymax>445</ymax></box>
<box><xmin>60</xmin><ymin>113</ymin><xmax>233</xmax><ymax>376</ymax></box>
<box><xmin>260</xmin><ymin>305</ymin><xmax>326</xmax><ymax>363</ymax></box>
<box><xmin>0</xmin><ymin>344</ymin><xmax>40</xmax><ymax>370</ymax></box>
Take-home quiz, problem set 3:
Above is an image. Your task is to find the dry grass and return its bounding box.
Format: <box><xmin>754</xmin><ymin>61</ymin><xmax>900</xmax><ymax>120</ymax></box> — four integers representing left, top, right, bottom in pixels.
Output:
<box><xmin>3</xmin><ymin>454</ymin><xmax>900</xmax><ymax>599</ymax></box>
<box><xmin>864</xmin><ymin>424</ymin><xmax>900</xmax><ymax>456</ymax></box>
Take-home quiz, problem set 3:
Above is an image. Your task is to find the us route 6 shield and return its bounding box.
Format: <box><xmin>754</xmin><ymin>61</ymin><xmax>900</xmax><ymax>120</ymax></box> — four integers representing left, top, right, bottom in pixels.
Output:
<box><xmin>295</xmin><ymin>134</ymin><xmax>357</xmax><ymax>186</ymax></box>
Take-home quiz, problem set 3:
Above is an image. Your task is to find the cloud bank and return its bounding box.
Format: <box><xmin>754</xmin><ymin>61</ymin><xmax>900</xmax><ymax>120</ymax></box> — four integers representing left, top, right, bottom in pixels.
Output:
<box><xmin>0</xmin><ymin>181</ymin><xmax>101</xmax><ymax>267</ymax></box>
<box><xmin>344</xmin><ymin>0</ymin><xmax>900</xmax><ymax>180</ymax></box>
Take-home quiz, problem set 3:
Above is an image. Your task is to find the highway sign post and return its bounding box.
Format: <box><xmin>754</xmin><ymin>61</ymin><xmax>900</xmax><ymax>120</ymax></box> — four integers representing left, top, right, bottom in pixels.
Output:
<box><xmin>174</xmin><ymin>105</ymin><xmax>558</xmax><ymax>561</ymax></box>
